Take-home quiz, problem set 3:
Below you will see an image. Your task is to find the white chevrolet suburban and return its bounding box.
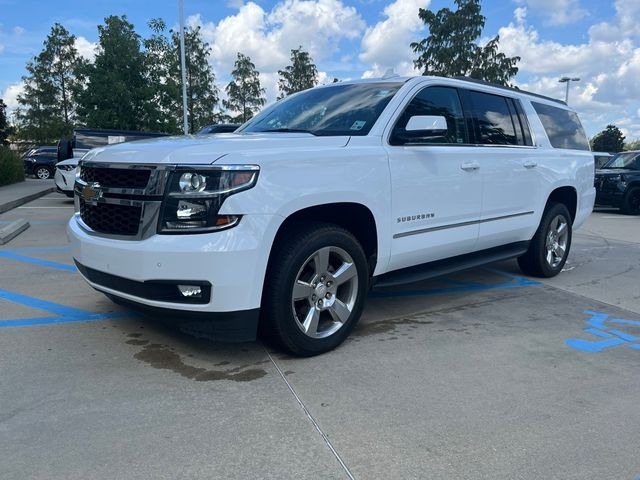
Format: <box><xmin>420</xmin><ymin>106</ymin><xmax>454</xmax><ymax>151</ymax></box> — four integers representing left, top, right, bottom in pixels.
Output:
<box><xmin>68</xmin><ymin>76</ymin><xmax>595</xmax><ymax>356</ymax></box>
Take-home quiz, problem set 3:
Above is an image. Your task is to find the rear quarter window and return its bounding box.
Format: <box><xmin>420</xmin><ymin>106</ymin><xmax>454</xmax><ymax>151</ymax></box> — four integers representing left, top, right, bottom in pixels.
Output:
<box><xmin>532</xmin><ymin>102</ymin><xmax>589</xmax><ymax>150</ymax></box>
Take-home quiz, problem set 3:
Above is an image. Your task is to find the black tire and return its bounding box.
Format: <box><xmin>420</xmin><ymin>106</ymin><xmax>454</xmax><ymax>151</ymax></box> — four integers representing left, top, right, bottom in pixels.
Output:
<box><xmin>35</xmin><ymin>166</ymin><xmax>52</xmax><ymax>180</ymax></box>
<box><xmin>260</xmin><ymin>222</ymin><xmax>369</xmax><ymax>356</ymax></box>
<box><xmin>518</xmin><ymin>203</ymin><xmax>572</xmax><ymax>278</ymax></box>
<box><xmin>621</xmin><ymin>186</ymin><xmax>640</xmax><ymax>215</ymax></box>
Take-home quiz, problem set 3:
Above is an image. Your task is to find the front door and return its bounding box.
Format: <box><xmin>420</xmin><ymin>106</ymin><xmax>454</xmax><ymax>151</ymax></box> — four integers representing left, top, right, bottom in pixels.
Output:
<box><xmin>386</xmin><ymin>86</ymin><xmax>482</xmax><ymax>271</ymax></box>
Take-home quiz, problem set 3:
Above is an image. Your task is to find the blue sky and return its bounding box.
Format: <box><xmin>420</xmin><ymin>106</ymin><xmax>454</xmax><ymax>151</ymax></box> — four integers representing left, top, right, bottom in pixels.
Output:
<box><xmin>1</xmin><ymin>0</ymin><xmax>639</xmax><ymax>139</ymax></box>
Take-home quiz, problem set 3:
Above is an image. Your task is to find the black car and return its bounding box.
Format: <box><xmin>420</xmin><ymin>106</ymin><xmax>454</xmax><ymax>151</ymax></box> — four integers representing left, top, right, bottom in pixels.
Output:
<box><xmin>196</xmin><ymin>123</ymin><xmax>240</xmax><ymax>134</ymax></box>
<box><xmin>22</xmin><ymin>146</ymin><xmax>59</xmax><ymax>180</ymax></box>
<box><xmin>594</xmin><ymin>150</ymin><xmax>640</xmax><ymax>214</ymax></box>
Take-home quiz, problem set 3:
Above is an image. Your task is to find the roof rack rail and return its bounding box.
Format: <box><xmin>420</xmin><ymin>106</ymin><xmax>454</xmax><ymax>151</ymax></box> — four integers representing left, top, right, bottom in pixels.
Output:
<box><xmin>453</xmin><ymin>76</ymin><xmax>567</xmax><ymax>106</ymax></box>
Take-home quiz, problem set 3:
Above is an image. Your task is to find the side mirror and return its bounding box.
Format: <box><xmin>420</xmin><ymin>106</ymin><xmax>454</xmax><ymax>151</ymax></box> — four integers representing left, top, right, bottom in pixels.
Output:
<box><xmin>405</xmin><ymin>115</ymin><xmax>448</xmax><ymax>133</ymax></box>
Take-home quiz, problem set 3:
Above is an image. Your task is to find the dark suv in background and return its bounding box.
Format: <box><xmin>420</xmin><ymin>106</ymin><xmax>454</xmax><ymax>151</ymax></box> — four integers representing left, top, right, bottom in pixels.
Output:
<box><xmin>22</xmin><ymin>146</ymin><xmax>58</xmax><ymax>179</ymax></box>
<box><xmin>595</xmin><ymin>150</ymin><xmax>640</xmax><ymax>214</ymax></box>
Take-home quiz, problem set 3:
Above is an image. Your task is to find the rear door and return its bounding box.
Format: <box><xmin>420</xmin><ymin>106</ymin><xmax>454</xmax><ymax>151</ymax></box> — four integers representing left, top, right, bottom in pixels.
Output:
<box><xmin>385</xmin><ymin>85</ymin><xmax>482</xmax><ymax>271</ymax></box>
<box><xmin>460</xmin><ymin>89</ymin><xmax>541</xmax><ymax>250</ymax></box>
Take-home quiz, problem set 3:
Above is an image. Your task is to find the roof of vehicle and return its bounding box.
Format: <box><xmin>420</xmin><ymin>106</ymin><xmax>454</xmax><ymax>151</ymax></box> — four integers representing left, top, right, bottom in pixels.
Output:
<box><xmin>331</xmin><ymin>75</ymin><xmax>567</xmax><ymax>107</ymax></box>
<box><xmin>592</xmin><ymin>151</ymin><xmax>614</xmax><ymax>156</ymax></box>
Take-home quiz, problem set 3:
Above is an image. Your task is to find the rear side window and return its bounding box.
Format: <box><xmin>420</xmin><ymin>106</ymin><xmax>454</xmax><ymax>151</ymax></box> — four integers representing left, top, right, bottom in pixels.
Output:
<box><xmin>532</xmin><ymin>102</ymin><xmax>590</xmax><ymax>150</ymax></box>
<box><xmin>466</xmin><ymin>91</ymin><xmax>519</xmax><ymax>146</ymax></box>
<box><xmin>390</xmin><ymin>86</ymin><xmax>467</xmax><ymax>145</ymax></box>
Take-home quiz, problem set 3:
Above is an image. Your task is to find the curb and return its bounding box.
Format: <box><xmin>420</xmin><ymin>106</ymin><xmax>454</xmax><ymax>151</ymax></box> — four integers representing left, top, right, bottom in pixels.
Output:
<box><xmin>0</xmin><ymin>219</ymin><xmax>30</xmax><ymax>245</ymax></box>
<box><xmin>0</xmin><ymin>187</ymin><xmax>56</xmax><ymax>214</ymax></box>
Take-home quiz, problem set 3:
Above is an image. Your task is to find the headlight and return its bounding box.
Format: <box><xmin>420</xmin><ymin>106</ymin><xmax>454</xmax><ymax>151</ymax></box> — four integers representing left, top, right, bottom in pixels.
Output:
<box><xmin>159</xmin><ymin>166</ymin><xmax>259</xmax><ymax>233</ymax></box>
<box><xmin>57</xmin><ymin>165</ymin><xmax>76</xmax><ymax>171</ymax></box>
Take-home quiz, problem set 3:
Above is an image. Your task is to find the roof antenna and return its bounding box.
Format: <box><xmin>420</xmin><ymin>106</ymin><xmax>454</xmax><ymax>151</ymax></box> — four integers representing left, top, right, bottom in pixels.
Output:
<box><xmin>382</xmin><ymin>68</ymin><xmax>398</xmax><ymax>79</ymax></box>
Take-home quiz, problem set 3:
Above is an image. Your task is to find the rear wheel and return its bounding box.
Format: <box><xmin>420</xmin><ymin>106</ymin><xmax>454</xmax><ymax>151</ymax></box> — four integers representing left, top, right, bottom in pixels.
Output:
<box><xmin>35</xmin><ymin>166</ymin><xmax>52</xmax><ymax>180</ymax></box>
<box><xmin>518</xmin><ymin>203</ymin><xmax>572</xmax><ymax>278</ymax></box>
<box><xmin>261</xmin><ymin>223</ymin><xmax>369</xmax><ymax>356</ymax></box>
<box><xmin>621</xmin><ymin>186</ymin><xmax>640</xmax><ymax>215</ymax></box>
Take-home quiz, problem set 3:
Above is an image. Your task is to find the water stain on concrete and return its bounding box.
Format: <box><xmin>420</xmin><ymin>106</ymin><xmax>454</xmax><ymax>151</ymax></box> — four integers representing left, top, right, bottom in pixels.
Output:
<box><xmin>356</xmin><ymin>294</ymin><xmax>518</xmax><ymax>337</ymax></box>
<box><xmin>134</xmin><ymin>343</ymin><xmax>267</xmax><ymax>382</ymax></box>
<box><xmin>127</xmin><ymin>333</ymin><xmax>142</xmax><ymax>338</ymax></box>
<box><xmin>126</xmin><ymin>339</ymin><xmax>149</xmax><ymax>346</ymax></box>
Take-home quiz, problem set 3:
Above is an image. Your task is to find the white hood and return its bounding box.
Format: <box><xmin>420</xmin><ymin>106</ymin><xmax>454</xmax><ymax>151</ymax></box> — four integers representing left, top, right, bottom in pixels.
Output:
<box><xmin>81</xmin><ymin>133</ymin><xmax>350</xmax><ymax>165</ymax></box>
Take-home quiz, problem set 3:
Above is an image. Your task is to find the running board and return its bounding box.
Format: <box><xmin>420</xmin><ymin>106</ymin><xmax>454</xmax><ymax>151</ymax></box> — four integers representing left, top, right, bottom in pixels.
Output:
<box><xmin>372</xmin><ymin>241</ymin><xmax>530</xmax><ymax>290</ymax></box>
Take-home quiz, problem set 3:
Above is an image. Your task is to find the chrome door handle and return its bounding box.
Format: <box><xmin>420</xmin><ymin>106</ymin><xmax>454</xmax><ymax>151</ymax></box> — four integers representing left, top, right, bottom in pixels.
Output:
<box><xmin>460</xmin><ymin>162</ymin><xmax>480</xmax><ymax>171</ymax></box>
<box><xmin>523</xmin><ymin>160</ymin><xmax>538</xmax><ymax>169</ymax></box>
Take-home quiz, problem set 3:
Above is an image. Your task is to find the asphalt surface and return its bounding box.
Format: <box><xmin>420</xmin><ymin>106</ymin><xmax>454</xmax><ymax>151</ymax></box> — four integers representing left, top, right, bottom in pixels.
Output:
<box><xmin>1</xmin><ymin>195</ymin><xmax>639</xmax><ymax>480</ymax></box>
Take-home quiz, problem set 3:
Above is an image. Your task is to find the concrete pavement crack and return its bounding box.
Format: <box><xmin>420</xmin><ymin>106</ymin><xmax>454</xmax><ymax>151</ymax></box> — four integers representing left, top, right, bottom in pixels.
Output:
<box><xmin>263</xmin><ymin>344</ymin><xmax>355</xmax><ymax>480</ymax></box>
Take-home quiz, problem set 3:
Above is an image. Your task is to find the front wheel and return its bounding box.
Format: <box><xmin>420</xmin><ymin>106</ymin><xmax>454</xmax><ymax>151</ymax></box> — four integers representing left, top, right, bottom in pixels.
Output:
<box><xmin>261</xmin><ymin>223</ymin><xmax>369</xmax><ymax>356</ymax></box>
<box><xmin>621</xmin><ymin>186</ymin><xmax>640</xmax><ymax>215</ymax></box>
<box><xmin>518</xmin><ymin>203</ymin><xmax>572</xmax><ymax>278</ymax></box>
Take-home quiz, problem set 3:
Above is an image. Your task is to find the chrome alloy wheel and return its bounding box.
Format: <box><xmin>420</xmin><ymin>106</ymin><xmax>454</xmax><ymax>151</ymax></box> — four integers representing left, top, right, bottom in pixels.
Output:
<box><xmin>545</xmin><ymin>215</ymin><xmax>569</xmax><ymax>268</ymax></box>
<box><xmin>36</xmin><ymin>167</ymin><xmax>51</xmax><ymax>179</ymax></box>
<box><xmin>291</xmin><ymin>246</ymin><xmax>359</xmax><ymax>339</ymax></box>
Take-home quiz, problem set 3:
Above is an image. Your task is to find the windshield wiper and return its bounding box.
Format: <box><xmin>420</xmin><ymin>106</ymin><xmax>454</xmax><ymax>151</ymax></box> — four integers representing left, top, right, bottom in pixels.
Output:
<box><xmin>260</xmin><ymin>128</ymin><xmax>317</xmax><ymax>135</ymax></box>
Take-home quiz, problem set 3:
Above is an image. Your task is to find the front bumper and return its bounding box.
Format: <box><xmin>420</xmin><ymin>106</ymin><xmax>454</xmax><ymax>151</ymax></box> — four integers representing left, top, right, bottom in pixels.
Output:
<box><xmin>595</xmin><ymin>190</ymin><xmax>624</xmax><ymax>208</ymax></box>
<box><xmin>67</xmin><ymin>212</ymin><xmax>279</xmax><ymax>315</ymax></box>
<box><xmin>55</xmin><ymin>168</ymin><xmax>76</xmax><ymax>193</ymax></box>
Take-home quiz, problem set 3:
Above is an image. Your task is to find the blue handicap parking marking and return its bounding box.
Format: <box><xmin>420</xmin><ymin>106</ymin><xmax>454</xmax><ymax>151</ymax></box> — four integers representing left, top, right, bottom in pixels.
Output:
<box><xmin>566</xmin><ymin>310</ymin><xmax>640</xmax><ymax>352</ymax></box>
<box><xmin>0</xmin><ymin>246</ymin><xmax>75</xmax><ymax>272</ymax></box>
<box><xmin>0</xmin><ymin>288</ymin><xmax>130</xmax><ymax>328</ymax></box>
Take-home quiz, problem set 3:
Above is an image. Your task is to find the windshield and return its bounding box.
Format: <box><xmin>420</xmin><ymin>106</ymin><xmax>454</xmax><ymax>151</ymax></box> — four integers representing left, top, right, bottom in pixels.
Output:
<box><xmin>239</xmin><ymin>82</ymin><xmax>403</xmax><ymax>136</ymax></box>
<box><xmin>604</xmin><ymin>152</ymin><xmax>639</xmax><ymax>169</ymax></box>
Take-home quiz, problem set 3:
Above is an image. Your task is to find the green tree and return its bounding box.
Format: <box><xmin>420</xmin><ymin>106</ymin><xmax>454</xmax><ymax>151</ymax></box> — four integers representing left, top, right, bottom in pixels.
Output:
<box><xmin>411</xmin><ymin>0</ymin><xmax>520</xmax><ymax>86</ymax></box>
<box><xmin>171</xmin><ymin>25</ymin><xmax>220</xmax><ymax>132</ymax></box>
<box><xmin>144</xmin><ymin>19</ymin><xmax>220</xmax><ymax>133</ymax></box>
<box><xmin>591</xmin><ymin>125</ymin><xmax>625</xmax><ymax>152</ymax></box>
<box><xmin>277</xmin><ymin>46</ymin><xmax>318</xmax><ymax>99</ymax></box>
<box><xmin>624</xmin><ymin>139</ymin><xmax>640</xmax><ymax>151</ymax></box>
<box><xmin>16</xmin><ymin>23</ymin><xmax>86</xmax><ymax>143</ymax></box>
<box><xmin>0</xmin><ymin>99</ymin><xmax>11</xmax><ymax>146</ymax></box>
<box><xmin>76</xmin><ymin>16</ymin><xmax>154</xmax><ymax>131</ymax></box>
<box><xmin>143</xmin><ymin>18</ymin><xmax>180</xmax><ymax>133</ymax></box>
<box><xmin>224</xmin><ymin>53</ymin><xmax>265</xmax><ymax>123</ymax></box>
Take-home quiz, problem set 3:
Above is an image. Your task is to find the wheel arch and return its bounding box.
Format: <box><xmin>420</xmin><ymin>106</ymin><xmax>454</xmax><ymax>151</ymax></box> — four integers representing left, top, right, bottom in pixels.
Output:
<box><xmin>267</xmin><ymin>202</ymin><xmax>379</xmax><ymax>276</ymax></box>
<box><xmin>545</xmin><ymin>186</ymin><xmax>577</xmax><ymax>223</ymax></box>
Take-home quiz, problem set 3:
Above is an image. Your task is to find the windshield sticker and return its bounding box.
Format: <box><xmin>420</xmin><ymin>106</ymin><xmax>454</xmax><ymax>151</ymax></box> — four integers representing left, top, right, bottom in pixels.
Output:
<box><xmin>350</xmin><ymin>121</ymin><xmax>366</xmax><ymax>131</ymax></box>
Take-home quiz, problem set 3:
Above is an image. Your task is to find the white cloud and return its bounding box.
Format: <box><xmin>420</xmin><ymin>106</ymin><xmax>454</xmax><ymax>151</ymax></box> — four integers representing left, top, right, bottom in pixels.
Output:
<box><xmin>514</xmin><ymin>0</ymin><xmax>587</xmax><ymax>26</ymax></box>
<box><xmin>359</xmin><ymin>0</ymin><xmax>427</xmax><ymax>75</ymax></box>
<box><xmin>193</xmin><ymin>0</ymin><xmax>365</xmax><ymax>74</ymax></box>
<box><xmin>1</xmin><ymin>82</ymin><xmax>24</xmax><ymax>117</ymax></box>
<box><xmin>74</xmin><ymin>36</ymin><xmax>97</xmax><ymax>61</ymax></box>
<box><xmin>499</xmin><ymin>6</ymin><xmax>640</xmax><ymax>138</ymax></box>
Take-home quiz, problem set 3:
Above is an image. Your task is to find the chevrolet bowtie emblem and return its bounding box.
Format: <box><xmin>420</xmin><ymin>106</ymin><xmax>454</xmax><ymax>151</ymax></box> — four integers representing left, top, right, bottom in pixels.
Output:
<box><xmin>81</xmin><ymin>182</ymin><xmax>103</xmax><ymax>204</ymax></box>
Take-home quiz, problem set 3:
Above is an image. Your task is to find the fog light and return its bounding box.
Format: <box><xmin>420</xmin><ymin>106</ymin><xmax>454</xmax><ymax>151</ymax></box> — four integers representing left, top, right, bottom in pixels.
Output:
<box><xmin>177</xmin><ymin>285</ymin><xmax>202</xmax><ymax>298</ymax></box>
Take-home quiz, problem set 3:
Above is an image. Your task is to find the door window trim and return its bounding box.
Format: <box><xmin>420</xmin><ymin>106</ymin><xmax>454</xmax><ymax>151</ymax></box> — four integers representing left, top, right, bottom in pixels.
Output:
<box><xmin>385</xmin><ymin>83</ymin><xmax>538</xmax><ymax>149</ymax></box>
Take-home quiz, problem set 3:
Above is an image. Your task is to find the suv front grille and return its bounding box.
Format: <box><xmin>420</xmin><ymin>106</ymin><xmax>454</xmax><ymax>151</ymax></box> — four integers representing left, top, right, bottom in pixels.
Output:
<box><xmin>79</xmin><ymin>199</ymin><xmax>142</xmax><ymax>236</ymax></box>
<box><xmin>80</xmin><ymin>166</ymin><xmax>150</xmax><ymax>189</ymax></box>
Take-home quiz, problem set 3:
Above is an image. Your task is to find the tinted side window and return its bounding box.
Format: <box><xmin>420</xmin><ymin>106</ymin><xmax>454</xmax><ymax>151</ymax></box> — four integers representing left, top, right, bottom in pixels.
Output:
<box><xmin>467</xmin><ymin>91</ymin><xmax>518</xmax><ymax>145</ymax></box>
<box><xmin>532</xmin><ymin>102</ymin><xmax>590</xmax><ymax>150</ymax></box>
<box><xmin>390</xmin><ymin>86</ymin><xmax>466</xmax><ymax>145</ymax></box>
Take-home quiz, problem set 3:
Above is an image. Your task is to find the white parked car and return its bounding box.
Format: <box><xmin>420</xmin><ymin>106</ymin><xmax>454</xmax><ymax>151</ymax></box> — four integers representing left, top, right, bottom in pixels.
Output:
<box><xmin>55</xmin><ymin>158</ymin><xmax>79</xmax><ymax>197</ymax></box>
<box><xmin>68</xmin><ymin>76</ymin><xmax>595</xmax><ymax>355</ymax></box>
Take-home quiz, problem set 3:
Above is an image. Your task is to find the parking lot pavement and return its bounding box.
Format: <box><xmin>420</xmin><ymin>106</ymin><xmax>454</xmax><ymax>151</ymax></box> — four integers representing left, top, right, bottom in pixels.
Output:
<box><xmin>1</xmin><ymin>195</ymin><xmax>639</xmax><ymax>480</ymax></box>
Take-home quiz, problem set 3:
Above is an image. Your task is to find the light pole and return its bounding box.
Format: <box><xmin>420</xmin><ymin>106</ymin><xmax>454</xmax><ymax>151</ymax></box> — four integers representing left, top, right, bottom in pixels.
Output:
<box><xmin>178</xmin><ymin>0</ymin><xmax>189</xmax><ymax>135</ymax></box>
<box><xmin>558</xmin><ymin>76</ymin><xmax>580</xmax><ymax>104</ymax></box>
